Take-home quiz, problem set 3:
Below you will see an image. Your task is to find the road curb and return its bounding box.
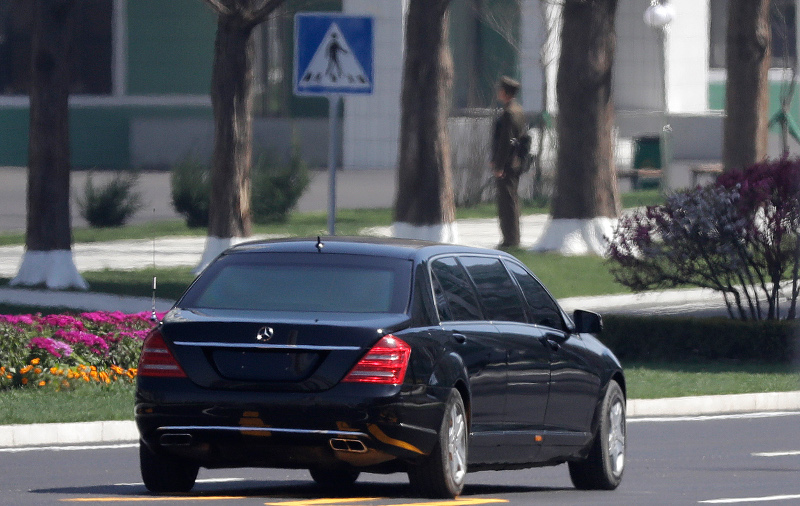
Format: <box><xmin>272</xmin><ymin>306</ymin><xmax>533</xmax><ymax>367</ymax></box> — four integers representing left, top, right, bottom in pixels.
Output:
<box><xmin>2</xmin><ymin>391</ymin><xmax>799</xmax><ymax>448</ymax></box>
<box><xmin>627</xmin><ymin>390</ymin><xmax>800</xmax><ymax>418</ymax></box>
<box><xmin>0</xmin><ymin>420</ymin><xmax>138</xmax><ymax>448</ymax></box>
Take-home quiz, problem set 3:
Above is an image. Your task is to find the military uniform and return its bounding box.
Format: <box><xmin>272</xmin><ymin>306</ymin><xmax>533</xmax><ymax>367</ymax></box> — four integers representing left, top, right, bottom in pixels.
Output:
<box><xmin>492</xmin><ymin>96</ymin><xmax>526</xmax><ymax>248</ymax></box>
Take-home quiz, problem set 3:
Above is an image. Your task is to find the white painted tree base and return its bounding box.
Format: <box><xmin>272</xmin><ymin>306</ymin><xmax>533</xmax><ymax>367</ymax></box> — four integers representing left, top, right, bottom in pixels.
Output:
<box><xmin>194</xmin><ymin>236</ymin><xmax>251</xmax><ymax>274</ymax></box>
<box><xmin>530</xmin><ymin>217</ymin><xmax>617</xmax><ymax>256</ymax></box>
<box><xmin>10</xmin><ymin>250</ymin><xmax>89</xmax><ymax>290</ymax></box>
<box><xmin>392</xmin><ymin>222</ymin><xmax>459</xmax><ymax>244</ymax></box>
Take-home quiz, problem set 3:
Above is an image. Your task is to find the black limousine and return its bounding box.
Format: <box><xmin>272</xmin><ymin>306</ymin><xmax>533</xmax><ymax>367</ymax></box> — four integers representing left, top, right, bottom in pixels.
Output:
<box><xmin>135</xmin><ymin>237</ymin><xmax>626</xmax><ymax>498</ymax></box>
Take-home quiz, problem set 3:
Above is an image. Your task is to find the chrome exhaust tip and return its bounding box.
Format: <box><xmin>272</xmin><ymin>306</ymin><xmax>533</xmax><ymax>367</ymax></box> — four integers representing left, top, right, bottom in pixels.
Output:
<box><xmin>329</xmin><ymin>438</ymin><xmax>367</xmax><ymax>453</ymax></box>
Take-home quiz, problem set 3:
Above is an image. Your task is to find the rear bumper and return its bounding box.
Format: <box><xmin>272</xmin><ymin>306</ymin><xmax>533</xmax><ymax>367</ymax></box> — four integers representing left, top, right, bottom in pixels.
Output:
<box><xmin>135</xmin><ymin>379</ymin><xmax>445</xmax><ymax>470</ymax></box>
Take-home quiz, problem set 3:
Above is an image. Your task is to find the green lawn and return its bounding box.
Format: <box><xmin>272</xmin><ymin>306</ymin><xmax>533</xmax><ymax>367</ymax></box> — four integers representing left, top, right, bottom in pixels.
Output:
<box><xmin>1</xmin><ymin>361</ymin><xmax>797</xmax><ymax>425</ymax></box>
<box><xmin>0</xmin><ymin>189</ymin><xmax>665</xmax><ymax>247</ymax></box>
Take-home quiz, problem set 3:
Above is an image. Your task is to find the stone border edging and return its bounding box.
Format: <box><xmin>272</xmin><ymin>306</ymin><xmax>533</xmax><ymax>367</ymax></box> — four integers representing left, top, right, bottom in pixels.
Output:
<box><xmin>2</xmin><ymin>391</ymin><xmax>799</xmax><ymax>448</ymax></box>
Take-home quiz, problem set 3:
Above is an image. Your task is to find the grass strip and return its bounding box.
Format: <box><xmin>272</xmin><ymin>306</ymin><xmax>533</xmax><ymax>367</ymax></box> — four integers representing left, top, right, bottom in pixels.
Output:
<box><xmin>0</xmin><ymin>383</ymin><xmax>135</xmax><ymax>425</ymax></box>
<box><xmin>1</xmin><ymin>361</ymin><xmax>797</xmax><ymax>425</ymax></box>
<box><xmin>624</xmin><ymin>361</ymin><xmax>800</xmax><ymax>399</ymax></box>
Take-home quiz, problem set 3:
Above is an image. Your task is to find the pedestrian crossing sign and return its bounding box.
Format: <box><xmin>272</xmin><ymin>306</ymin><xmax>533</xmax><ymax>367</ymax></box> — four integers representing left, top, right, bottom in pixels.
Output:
<box><xmin>294</xmin><ymin>13</ymin><xmax>374</xmax><ymax>96</ymax></box>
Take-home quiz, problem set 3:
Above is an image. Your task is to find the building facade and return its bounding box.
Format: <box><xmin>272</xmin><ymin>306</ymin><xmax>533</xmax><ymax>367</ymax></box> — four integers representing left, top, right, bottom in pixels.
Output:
<box><xmin>0</xmin><ymin>0</ymin><xmax>797</xmax><ymax>174</ymax></box>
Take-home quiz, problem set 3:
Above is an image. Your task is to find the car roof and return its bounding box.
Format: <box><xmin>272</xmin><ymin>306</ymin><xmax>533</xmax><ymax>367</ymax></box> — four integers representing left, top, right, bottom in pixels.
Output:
<box><xmin>225</xmin><ymin>236</ymin><xmax>508</xmax><ymax>262</ymax></box>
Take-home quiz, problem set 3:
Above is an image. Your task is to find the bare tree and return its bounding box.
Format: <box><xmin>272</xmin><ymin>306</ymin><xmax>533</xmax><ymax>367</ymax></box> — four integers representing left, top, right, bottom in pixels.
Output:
<box><xmin>197</xmin><ymin>0</ymin><xmax>285</xmax><ymax>270</ymax></box>
<box><xmin>532</xmin><ymin>0</ymin><xmax>619</xmax><ymax>256</ymax></box>
<box><xmin>11</xmin><ymin>0</ymin><xmax>88</xmax><ymax>290</ymax></box>
<box><xmin>723</xmin><ymin>0</ymin><xmax>771</xmax><ymax>172</ymax></box>
<box><xmin>393</xmin><ymin>0</ymin><xmax>457</xmax><ymax>242</ymax></box>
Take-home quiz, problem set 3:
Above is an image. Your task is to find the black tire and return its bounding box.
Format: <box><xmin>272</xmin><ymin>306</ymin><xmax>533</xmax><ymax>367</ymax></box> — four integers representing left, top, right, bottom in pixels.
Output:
<box><xmin>309</xmin><ymin>467</ymin><xmax>360</xmax><ymax>488</ymax></box>
<box><xmin>139</xmin><ymin>440</ymin><xmax>199</xmax><ymax>493</ymax></box>
<box><xmin>408</xmin><ymin>389</ymin><xmax>468</xmax><ymax>498</ymax></box>
<box><xmin>568</xmin><ymin>380</ymin><xmax>626</xmax><ymax>490</ymax></box>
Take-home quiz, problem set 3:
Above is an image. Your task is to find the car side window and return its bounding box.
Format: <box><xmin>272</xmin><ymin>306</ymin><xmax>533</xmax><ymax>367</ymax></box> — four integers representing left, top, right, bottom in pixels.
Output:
<box><xmin>459</xmin><ymin>256</ymin><xmax>527</xmax><ymax>324</ymax></box>
<box><xmin>430</xmin><ymin>257</ymin><xmax>483</xmax><ymax>321</ymax></box>
<box><xmin>505</xmin><ymin>260</ymin><xmax>564</xmax><ymax>330</ymax></box>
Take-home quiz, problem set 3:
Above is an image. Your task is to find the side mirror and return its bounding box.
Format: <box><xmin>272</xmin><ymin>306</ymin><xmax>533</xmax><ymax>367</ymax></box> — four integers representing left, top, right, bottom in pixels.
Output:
<box><xmin>573</xmin><ymin>309</ymin><xmax>603</xmax><ymax>334</ymax></box>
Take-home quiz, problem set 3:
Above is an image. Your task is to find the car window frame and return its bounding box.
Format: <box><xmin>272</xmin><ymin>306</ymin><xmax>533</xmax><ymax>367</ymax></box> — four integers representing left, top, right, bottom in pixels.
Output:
<box><xmin>457</xmin><ymin>254</ymin><xmax>529</xmax><ymax>325</ymax></box>
<box><xmin>501</xmin><ymin>257</ymin><xmax>573</xmax><ymax>332</ymax></box>
<box><xmin>428</xmin><ymin>255</ymin><xmax>486</xmax><ymax>323</ymax></box>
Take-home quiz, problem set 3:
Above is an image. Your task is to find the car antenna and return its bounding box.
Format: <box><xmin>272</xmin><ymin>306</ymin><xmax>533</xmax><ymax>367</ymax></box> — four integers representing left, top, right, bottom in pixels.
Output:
<box><xmin>150</xmin><ymin>208</ymin><xmax>158</xmax><ymax>322</ymax></box>
<box><xmin>316</xmin><ymin>236</ymin><xmax>324</xmax><ymax>253</ymax></box>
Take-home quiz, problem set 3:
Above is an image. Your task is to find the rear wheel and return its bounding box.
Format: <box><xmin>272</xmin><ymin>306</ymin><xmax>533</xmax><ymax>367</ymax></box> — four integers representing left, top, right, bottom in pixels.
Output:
<box><xmin>568</xmin><ymin>380</ymin><xmax>626</xmax><ymax>490</ymax></box>
<box><xmin>309</xmin><ymin>467</ymin><xmax>360</xmax><ymax>488</ymax></box>
<box><xmin>139</xmin><ymin>440</ymin><xmax>199</xmax><ymax>493</ymax></box>
<box><xmin>408</xmin><ymin>389</ymin><xmax>467</xmax><ymax>498</ymax></box>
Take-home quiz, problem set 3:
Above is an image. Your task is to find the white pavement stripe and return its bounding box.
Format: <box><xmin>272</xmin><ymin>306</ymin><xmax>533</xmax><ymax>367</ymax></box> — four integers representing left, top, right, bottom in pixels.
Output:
<box><xmin>752</xmin><ymin>450</ymin><xmax>800</xmax><ymax>457</ymax></box>
<box><xmin>699</xmin><ymin>494</ymin><xmax>800</xmax><ymax>504</ymax></box>
<box><xmin>115</xmin><ymin>478</ymin><xmax>246</xmax><ymax>487</ymax></box>
<box><xmin>0</xmin><ymin>443</ymin><xmax>137</xmax><ymax>453</ymax></box>
<box><xmin>628</xmin><ymin>411</ymin><xmax>800</xmax><ymax>423</ymax></box>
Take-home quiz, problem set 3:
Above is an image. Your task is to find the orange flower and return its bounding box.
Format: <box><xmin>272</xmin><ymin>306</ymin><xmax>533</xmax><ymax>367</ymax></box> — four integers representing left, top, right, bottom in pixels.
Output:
<box><xmin>20</xmin><ymin>365</ymin><xmax>33</xmax><ymax>374</ymax></box>
<box><xmin>21</xmin><ymin>378</ymin><xmax>28</xmax><ymax>385</ymax></box>
<box><xmin>33</xmin><ymin>368</ymin><xmax>42</xmax><ymax>374</ymax></box>
<box><xmin>31</xmin><ymin>358</ymin><xmax>40</xmax><ymax>365</ymax></box>
<box><xmin>38</xmin><ymin>380</ymin><xmax>46</xmax><ymax>387</ymax></box>
<box><xmin>50</xmin><ymin>367</ymin><xmax>59</xmax><ymax>375</ymax></box>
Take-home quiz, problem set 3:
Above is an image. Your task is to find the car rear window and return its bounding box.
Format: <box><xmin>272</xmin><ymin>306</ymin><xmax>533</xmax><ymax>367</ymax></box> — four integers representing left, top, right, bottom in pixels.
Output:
<box><xmin>180</xmin><ymin>252</ymin><xmax>413</xmax><ymax>313</ymax></box>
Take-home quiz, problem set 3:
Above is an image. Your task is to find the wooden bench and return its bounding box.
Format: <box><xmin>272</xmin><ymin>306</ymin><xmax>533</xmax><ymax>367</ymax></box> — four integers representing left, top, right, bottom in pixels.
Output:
<box><xmin>618</xmin><ymin>168</ymin><xmax>662</xmax><ymax>190</ymax></box>
<box><xmin>690</xmin><ymin>163</ymin><xmax>722</xmax><ymax>186</ymax></box>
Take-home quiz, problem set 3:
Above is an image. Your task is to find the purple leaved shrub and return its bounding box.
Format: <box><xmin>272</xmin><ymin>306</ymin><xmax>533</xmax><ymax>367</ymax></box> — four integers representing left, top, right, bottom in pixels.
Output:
<box><xmin>608</xmin><ymin>157</ymin><xmax>800</xmax><ymax>320</ymax></box>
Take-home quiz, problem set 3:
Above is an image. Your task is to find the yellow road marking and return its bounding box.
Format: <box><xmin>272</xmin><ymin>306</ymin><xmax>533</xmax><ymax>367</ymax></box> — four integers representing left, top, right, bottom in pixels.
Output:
<box><xmin>265</xmin><ymin>499</ymin><xmax>381</xmax><ymax>506</ymax></box>
<box><xmin>61</xmin><ymin>497</ymin><xmax>246</xmax><ymax>502</ymax></box>
<box><xmin>378</xmin><ymin>500</ymin><xmax>508</xmax><ymax>506</ymax></box>
<box><xmin>265</xmin><ymin>499</ymin><xmax>508</xmax><ymax>506</ymax></box>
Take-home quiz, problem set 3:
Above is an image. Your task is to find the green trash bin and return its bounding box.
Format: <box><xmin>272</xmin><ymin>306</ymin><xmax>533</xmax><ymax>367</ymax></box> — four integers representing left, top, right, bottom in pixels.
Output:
<box><xmin>633</xmin><ymin>135</ymin><xmax>661</xmax><ymax>170</ymax></box>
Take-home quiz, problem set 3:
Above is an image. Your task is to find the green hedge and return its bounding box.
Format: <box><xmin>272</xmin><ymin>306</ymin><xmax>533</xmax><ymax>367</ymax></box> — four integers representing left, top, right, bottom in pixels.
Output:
<box><xmin>601</xmin><ymin>316</ymin><xmax>800</xmax><ymax>364</ymax></box>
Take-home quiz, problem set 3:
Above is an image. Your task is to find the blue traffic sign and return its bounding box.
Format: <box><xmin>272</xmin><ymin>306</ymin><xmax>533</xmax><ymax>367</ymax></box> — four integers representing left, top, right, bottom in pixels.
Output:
<box><xmin>294</xmin><ymin>13</ymin><xmax>374</xmax><ymax>96</ymax></box>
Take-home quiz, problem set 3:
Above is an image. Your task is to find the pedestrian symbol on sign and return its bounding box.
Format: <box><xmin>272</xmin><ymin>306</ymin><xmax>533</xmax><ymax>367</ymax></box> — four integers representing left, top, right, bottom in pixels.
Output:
<box><xmin>298</xmin><ymin>22</ymin><xmax>371</xmax><ymax>91</ymax></box>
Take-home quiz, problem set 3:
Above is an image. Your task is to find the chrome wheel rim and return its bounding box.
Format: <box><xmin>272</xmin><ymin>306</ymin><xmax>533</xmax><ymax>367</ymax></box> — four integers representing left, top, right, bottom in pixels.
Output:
<box><xmin>607</xmin><ymin>399</ymin><xmax>626</xmax><ymax>477</ymax></box>
<box><xmin>447</xmin><ymin>403</ymin><xmax>467</xmax><ymax>485</ymax></box>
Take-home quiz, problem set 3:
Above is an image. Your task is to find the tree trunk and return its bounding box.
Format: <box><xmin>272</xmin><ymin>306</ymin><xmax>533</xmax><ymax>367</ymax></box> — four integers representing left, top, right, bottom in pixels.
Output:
<box><xmin>551</xmin><ymin>0</ymin><xmax>619</xmax><ymax>220</ymax></box>
<box><xmin>208</xmin><ymin>14</ymin><xmax>255</xmax><ymax>240</ymax></box>
<box><xmin>393</xmin><ymin>0</ymin><xmax>457</xmax><ymax>242</ymax></box>
<box><xmin>12</xmin><ymin>0</ymin><xmax>87</xmax><ymax>290</ymax></box>
<box><xmin>27</xmin><ymin>0</ymin><xmax>74</xmax><ymax>251</ymax></box>
<box><xmin>723</xmin><ymin>0</ymin><xmax>771</xmax><ymax>172</ymax></box>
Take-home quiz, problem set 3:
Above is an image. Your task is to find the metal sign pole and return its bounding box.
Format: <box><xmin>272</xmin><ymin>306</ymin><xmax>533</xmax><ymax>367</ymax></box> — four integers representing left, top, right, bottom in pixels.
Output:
<box><xmin>327</xmin><ymin>95</ymin><xmax>341</xmax><ymax>236</ymax></box>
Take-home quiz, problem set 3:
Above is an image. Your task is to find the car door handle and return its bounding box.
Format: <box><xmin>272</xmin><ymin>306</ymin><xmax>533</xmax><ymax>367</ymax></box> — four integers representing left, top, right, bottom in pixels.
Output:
<box><xmin>538</xmin><ymin>336</ymin><xmax>560</xmax><ymax>351</ymax></box>
<box><xmin>452</xmin><ymin>333</ymin><xmax>467</xmax><ymax>344</ymax></box>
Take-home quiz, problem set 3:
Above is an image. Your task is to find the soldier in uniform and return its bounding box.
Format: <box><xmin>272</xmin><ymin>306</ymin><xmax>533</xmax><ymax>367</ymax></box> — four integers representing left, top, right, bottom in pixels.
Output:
<box><xmin>491</xmin><ymin>76</ymin><xmax>526</xmax><ymax>248</ymax></box>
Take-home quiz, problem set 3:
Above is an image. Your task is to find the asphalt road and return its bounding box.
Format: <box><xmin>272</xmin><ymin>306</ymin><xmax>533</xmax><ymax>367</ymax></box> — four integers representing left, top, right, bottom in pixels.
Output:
<box><xmin>1</xmin><ymin>411</ymin><xmax>798</xmax><ymax>505</ymax></box>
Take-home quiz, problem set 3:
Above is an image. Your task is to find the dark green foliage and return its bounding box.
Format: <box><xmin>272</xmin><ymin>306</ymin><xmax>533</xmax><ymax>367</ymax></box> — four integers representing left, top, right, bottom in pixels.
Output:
<box><xmin>78</xmin><ymin>172</ymin><xmax>143</xmax><ymax>228</ymax></box>
<box><xmin>171</xmin><ymin>159</ymin><xmax>211</xmax><ymax>228</ymax></box>
<box><xmin>601</xmin><ymin>315</ymin><xmax>799</xmax><ymax>364</ymax></box>
<box><xmin>251</xmin><ymin>149</ymin><xmax>310</xmax><ymax>224</ymax></box>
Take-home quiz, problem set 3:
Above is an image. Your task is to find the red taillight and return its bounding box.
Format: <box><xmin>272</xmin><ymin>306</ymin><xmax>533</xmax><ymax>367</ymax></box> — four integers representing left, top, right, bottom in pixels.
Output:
<box><xmin>342</xmin><ymin>335</ymin><xmax>411</xmax><ymax>385</ymax></box>
<box><xmin>138</xmin><ymin>330</ymin><xmax>187</xmax><ymax>378</ymax></box>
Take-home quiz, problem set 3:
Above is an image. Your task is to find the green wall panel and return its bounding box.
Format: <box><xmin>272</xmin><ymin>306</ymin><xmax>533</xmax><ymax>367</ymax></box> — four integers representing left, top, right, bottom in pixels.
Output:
<box><xmin>0</xmin><ymin>109</ymin><xmax>29</xmax><ymax>167</ymax></box>
<box><xmin>709</xmin><ymin>81</ymin><xmax>800</xmax><ymax>128</ymax></box>
<box><xmin>0</xmin><ymin>106</ymin><xmax>212</xmax><ymax>169</ymax></box>
<box><xmin>127</xmin><ymin>0</ymin><xmax>216</xmax><ymax>94</ymax></box>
